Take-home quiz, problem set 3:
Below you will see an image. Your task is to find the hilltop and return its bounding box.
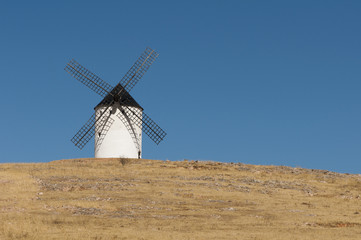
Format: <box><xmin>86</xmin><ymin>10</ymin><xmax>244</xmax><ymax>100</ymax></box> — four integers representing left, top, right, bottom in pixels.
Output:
<box><xmin>0</xmin><ymin>158</ymin><xmax>360</xmax><ymax>239</ymax></box>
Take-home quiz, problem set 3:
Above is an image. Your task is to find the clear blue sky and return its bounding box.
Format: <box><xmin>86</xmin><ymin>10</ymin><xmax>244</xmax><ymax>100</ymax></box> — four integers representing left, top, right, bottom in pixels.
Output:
<box><xmin>0</xmin><ymin>1</ymin><xmax>360</xmax><ymax>173</ymax></box>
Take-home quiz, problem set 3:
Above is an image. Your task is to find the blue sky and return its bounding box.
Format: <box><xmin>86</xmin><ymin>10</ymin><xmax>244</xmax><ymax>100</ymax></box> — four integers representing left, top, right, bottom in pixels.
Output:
<box><xmin>0</xmin><ymin>1</ymin><xmax>360</xmax><ymax>173</ymax></box>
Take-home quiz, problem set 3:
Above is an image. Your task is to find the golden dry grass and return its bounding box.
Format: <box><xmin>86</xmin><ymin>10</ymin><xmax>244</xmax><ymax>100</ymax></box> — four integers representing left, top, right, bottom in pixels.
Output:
<box><xmin>0</xmin><ymin>158</ymin><xmax>361</xmax><ymax>239</ymax></box>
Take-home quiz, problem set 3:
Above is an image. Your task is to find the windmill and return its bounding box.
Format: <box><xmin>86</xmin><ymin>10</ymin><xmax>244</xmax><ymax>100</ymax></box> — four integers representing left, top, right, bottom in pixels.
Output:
<box><xmin>64</xmin><ymin>47</ymin><xmax>166</xmax><ymax>159</ymax></box>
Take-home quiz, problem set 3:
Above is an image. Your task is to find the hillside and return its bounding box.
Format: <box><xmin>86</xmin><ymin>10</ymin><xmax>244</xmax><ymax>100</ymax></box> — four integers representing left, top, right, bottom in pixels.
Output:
<box><xmin>0</xmin><ymin>158</ymin><xmax>360</xmax><ymax>239</ymax></box>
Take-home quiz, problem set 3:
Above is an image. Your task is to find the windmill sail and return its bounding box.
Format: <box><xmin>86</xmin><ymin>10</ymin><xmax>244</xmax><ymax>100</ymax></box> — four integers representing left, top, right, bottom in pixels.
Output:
<box><xmin>121</xmin><ymin>106</ymin><xmax>166</xmax><ymax>145</ymax></box>
<box><xmin>65</xmin><ymin>59</ymin><xmax>113</xmax><ymax>98</ymax></box>
<box><xmin>71</xmin><ymin>106</ymin><xmax>113</xmax><ymax>149</ymax></box>
<box><xmin>119</xmin><ymin>47</ymin><xmax>159</xmax><ymax>93</ymax></box>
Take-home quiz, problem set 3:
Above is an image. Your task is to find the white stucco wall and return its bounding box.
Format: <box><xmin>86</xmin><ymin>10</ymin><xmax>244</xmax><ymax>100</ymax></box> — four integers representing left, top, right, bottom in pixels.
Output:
<box><xmin>94</xmin><ymin>105</ymin><xmax>142</xmax><ymax>158</ymax></box>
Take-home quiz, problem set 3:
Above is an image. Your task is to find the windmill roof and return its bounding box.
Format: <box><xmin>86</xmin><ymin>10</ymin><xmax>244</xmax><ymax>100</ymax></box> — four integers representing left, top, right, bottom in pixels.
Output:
<box><xmin>94</xmin><ymin>84</ymin><xmax>143</xmax><ymax>110</ymax></box>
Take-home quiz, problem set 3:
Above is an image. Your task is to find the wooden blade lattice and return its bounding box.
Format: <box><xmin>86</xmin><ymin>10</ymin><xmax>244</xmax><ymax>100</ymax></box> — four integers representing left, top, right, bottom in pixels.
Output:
<box><xmin>95</xmin><ymin>111</ymin><xmax>115</xmax><ymax>152</ymax></box>
<box><xmin>71</xmin><ymin>107</ymin><xmax>113</xmax><ymax>149</ymax></box>
<box><xmin>65</xmin><ymin>59</ymin><xmax>113</xmax><ymax>98</ymax></box>
<box><xmin>121</xmin><ymin>106</ymin><xmax>166</xmax><ymax>145</ymax></box>
<box><xmin>116</xmin><ymin>108</ymin><xmax>141</xmax><ymax>151</ymax></box>
<box><xmin>119</xmin><ymin>47</ymin><xmax>159</xmax><ymax>93</ymax></box>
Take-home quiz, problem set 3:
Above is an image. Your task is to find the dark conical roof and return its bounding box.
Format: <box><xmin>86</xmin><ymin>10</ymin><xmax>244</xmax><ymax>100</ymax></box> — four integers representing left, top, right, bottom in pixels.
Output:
<box><xmin>94</xmin><ymin>83</ymin><xmax>143</xmax><ymax>110</ymax></box>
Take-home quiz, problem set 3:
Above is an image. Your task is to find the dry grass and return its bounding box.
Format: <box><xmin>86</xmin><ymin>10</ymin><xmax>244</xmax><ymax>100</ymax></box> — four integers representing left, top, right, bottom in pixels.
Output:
<box><xmin>0</xmin><ymin>158</ymin><xmax>361</xmax><ymax>239</ymax></box>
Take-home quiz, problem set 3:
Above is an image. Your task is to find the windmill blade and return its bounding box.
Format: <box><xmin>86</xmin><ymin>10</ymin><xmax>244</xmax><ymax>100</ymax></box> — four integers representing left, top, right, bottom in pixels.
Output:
<box><xmin>71</xmin><ymin>106</ymin><xmax>113</xmax><ymax>149</ymax></box>
<box><xmin>65</xmin><ymin>59</ymin><xmax>113</xmax><ymax>98</ymax></box>
<box><xmin>122</xmin><ymin>106</ymin><xmax>166</xmax><ymax>145</ymax></box>
<box><xmin>119</xmin><ymin>47</ymin><xmax>159</xmax><ymax>93</ymax></box>
<box><xmin>116</xmin><ymin>109</ymin><xmax>141</xmax><ymax>151</ymax></box>
<box><xmin>95</xmin><ymin>111</ymin><xmax>115</xmax><ymax>152</ymax></box>
<box><xmin>71</xmin><ymin>112</ymin><xmax>96</xmax><ymax>149</ymax></box>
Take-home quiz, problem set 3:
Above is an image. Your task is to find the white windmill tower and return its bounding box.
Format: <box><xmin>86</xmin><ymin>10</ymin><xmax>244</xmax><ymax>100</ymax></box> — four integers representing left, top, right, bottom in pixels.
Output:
<box><xmin>64</xmin><ymin>47</ymin><xmax>166</xmax><ymax>158</ymax></box>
